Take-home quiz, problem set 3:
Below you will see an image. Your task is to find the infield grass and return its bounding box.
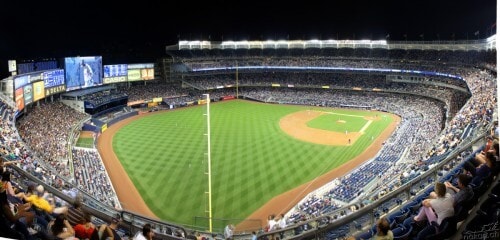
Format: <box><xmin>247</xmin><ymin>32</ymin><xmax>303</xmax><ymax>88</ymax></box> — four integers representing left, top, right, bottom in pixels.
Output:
<box><xmin>112</xmin><ymin>100</ymin><xmax>394</xmax><ymax>228</ymax></box>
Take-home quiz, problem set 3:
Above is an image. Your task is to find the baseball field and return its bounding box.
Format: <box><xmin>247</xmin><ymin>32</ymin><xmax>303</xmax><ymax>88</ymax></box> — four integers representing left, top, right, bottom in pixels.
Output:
<box><xmin>97</xmin><ymin>99</ymin><xmax>399</xmax><ymax>231</ymax></box>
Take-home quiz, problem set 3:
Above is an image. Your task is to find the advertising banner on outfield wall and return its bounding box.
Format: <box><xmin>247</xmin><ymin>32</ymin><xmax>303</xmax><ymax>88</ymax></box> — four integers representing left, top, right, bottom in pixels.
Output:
<box><xmin>101</xmin><ymin>123</ymin><xmax>107</xmax><ymax>133</ymax></box>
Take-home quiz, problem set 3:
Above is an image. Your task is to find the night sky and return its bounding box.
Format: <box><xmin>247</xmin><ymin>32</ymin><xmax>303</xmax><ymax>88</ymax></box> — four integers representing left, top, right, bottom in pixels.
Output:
<box><xmin>0</xmin><ymin>0</ymin><xmax>496</xmax><ymax>78</ymax></box>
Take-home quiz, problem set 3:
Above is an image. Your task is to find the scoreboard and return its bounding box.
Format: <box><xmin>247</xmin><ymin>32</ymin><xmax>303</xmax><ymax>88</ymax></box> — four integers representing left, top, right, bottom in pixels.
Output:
<box><xmin>42</xmin><ymin>69</ymin><xmax>66</xmax><ymax>96</ymax></box>
<box><xmin>103</xmin><ymin>64</ymin><xmax>128</xmax><ymax>84</ymax></box>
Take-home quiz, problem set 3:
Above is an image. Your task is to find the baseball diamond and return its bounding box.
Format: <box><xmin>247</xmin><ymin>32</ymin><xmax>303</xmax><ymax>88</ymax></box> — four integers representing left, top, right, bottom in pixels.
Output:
<box><xmin>97</xmin><ymin>100</ymin><xmax>400</xmax><ymax>229</ymax></box>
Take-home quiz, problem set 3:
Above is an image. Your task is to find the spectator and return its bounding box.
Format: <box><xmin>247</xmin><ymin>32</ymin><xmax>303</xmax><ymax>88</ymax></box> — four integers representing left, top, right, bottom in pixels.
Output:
<box><xmin>2</xmin><ymin>171</ymin><xmax>22</xmax><ymax>203</ymax></box>
<box><xmin>74</xmin><ymin>212</ymin><xmax>96</xmax><ymax>239</ymax></box>
<box><xmin>251</xmin><ymin>231</ymin><xmax>257</xmax><ymax>240</ymax></box>
<box><xmin>106</xmin><ymin>214</ymin><xmax>123</xmax><ymax>240</ymax></box>
<box><xmin>91</xmin><ymin>223</ymin><xmax>115</xmax><ymax>240</ymax></box>
<box><xmin>66</xmin><ymin>196</ymin><xmax>85</xmax><ymax>226</ymax></box>
<box><xmin>19</xmin><ymin>185</ymin><xmax>68</xmax><ymax>216</ymax></box>
<box><xmin>0</xmin><ymin>188</ymin><xmax>34</xmax><ymax>240</ymax></box>
<box><xmin>464</xmin><ymin>151</ymin><xmax>495</xmax><ymax>185</ymax></box>
<box><xmin>413</xmin><ymin>182</ymin><xmax>454</xmax><ymax>226</ymax></box>
<box><xmin>443</xmin><ymin>174</ymin><xmax>473</xmax><ymax>208</ymax></box>
<box><xmin>373</xmin><ymin>217</ymin><xmax>393</xmax><ymax>240</ymax></box>
<box><xmin>48</xmin><ymin>214</ymin><xmax>76</xmax><ymax>240</ymax></box>
<box><xmin>133</xmin><ymin>223</ymin><xmax>154</xmax><ymax>240</ymax></box>
<box><xmin>224</xmin><ymin>224</ymin><xmax>234</xmax><ymax>240</ymax></box>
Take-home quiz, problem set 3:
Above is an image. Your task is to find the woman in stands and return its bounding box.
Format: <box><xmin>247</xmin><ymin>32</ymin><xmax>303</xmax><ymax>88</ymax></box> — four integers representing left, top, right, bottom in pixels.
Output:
<box><xmin>413</xmin><ymin>182</ymin><xmax>454</xmax><ymax>227</ymax></box>
<box><xmin>48</xmin><ymin>213</ymin><xmax>77</xmax><ymax>240</ymax></box>
<box><xmin>73</xmin><ymin>212</ymin><xmax>96</xmax><ymax>239</ymax></box>
<box><xmin>373</xmin><ymin>217</ymin><xmax>393</xmax><ymax>240</ymax></box>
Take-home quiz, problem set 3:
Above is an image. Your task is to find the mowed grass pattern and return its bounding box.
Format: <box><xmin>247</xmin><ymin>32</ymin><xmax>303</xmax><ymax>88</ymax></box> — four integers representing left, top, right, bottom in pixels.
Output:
<box><xmin>112</xmin><ymin>100</ymin><xmax>393</xmax><ymax>226</ymax></box>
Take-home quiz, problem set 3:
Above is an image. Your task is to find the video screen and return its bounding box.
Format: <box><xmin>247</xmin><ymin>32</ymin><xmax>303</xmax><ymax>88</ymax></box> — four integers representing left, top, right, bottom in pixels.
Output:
<box><xmin>104</xmin><ymin>64</ymin><xmax>127</xmax><ymax>77</ymax></box>
<box><xmin>103</xmin><ymin>64</ymin><xmax>128</xmax><ymax>84</ymax></box>
<box><xmin>42</xmin><ymin>69</ymin><xmax>65</xmax><ymax>88</ymax></box>
<box><xmin>65</xmin><ymin>56</ymin><xmax>102</xmax><ymax>91</ymax></box>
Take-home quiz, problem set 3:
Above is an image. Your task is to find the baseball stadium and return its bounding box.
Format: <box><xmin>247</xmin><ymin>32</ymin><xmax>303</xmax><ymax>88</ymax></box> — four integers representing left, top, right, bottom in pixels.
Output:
<box><xmin>0</xmin><ymin>36</ymin><xmax>498</xmax><ymax>240</ymax></box>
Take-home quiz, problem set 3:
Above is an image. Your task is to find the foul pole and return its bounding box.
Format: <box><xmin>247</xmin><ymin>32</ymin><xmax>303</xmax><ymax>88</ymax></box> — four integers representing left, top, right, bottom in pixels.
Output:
<box><xmin>203</xmin><ymin>93</ymin><xmax>213</xmax><ymax>232</ymax></box>
<box><xmin>235</xmin><ymin>61</ymin><xmax>239</xmax><ymax>99</ymax></box>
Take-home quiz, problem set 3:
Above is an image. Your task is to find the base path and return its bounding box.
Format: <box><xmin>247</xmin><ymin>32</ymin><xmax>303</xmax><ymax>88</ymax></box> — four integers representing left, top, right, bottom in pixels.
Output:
<box><xmin>97</xmin><ymin>109</ymin><xmax>401</xmax><ymax>230</ymax></box>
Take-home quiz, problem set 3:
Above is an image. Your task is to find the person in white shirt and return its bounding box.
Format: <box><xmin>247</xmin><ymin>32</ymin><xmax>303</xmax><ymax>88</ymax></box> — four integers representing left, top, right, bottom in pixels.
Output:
<box><xmin>133</xmin><ymin>223</ymin><xmax>154</xmax><ymax>240</ymax></box>
<box><xmin>267</xmin><ymin>214</ymin><xmax>277</xmax><ymax>231</ymax></box>
<box><xmin>224</xmin><ymin>224</ymin><xmax>234</xmax><ymax>239</ymax></box>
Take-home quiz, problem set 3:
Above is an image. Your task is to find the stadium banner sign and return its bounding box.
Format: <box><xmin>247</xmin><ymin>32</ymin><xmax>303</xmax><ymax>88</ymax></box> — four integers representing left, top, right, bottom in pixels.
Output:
<box><xmin>45</xmin><ymin>85</ymin><xmax>66</xmax><ymax>97</ymax></box>
<box><xmin>103</xmin><ymin>76</ymin><xmax>127</xmax><ymax>84</ymax></box>
<box><xmin>216</xmin><ymin>86</ymin><xmax>224</xmax><ymax>89</ymax></box>
<box><xmin>147</xmin><ymin>102</ymin><xmax>158</xmax><ymax>108</ymax></box>
<box><xmin>101</xmin><ymin>123</ymin><xmax>108</xmax><ymax>132</ymax></box>
<box><xmin>33</xmin><ymin>81</ymin><xmax>45</xmax><ymax>101</ymax></box>
<box><xmin>23</xmin><ymin>84</ymin><xmax>33</xmax><ymax>105</ymax></box>
<box><xmin>271</xmin><ymin>83</ymin><xmax>280</xmax><ymax>87</ymax></box>
<box><xmin>221</xmin><ymin>96</ymin><xmax>235</xmax><ymax>100</ymax></box>
<box><xmin>140</xmin><ymin>68</ymin><xmax>154</xmax><ymax>80</ymax></box>
<box><xmin>152</xmin><ymin>97</ymin><xmax>163</xmax><ymax>103</ymax></box>
<box><xmin>352</xmin><ymin>87</ymin><xmax>362</xmax><ymax>90</ymax></box>
<box><xmin>186</xmin><ymin>101</ymin><xmax>194</xmax><ymax>106</ymax></box>
<box><xmin>198</xmin><ymin>99</ymin><xmax>210</xmax><ymax>105</ymax></box>
<box><xmin>8</xmin><ymin>60</ymin><xmax>16</xmax><ymax>72</ymax></box>
<box><xmin>127</xmin><ymin>69</ymin><xmax>141</xmax><ymax>81</ymax></box>
<box><xmin>14</xmin><ymin>73</ymin><xmax>42</xmax><ymax>90</ymax></box>
<box><xmin>225</xmin><ymin>84</ymin><xmax>234</xmax><ymax>87</ymax></box>
<box><xmin>127</xmin><ymin>63</ymin><xmax>154</xmax><ymax>69</ymax></box>
<box><xmin>127</xmin><ymin>100</ymin><xmax>145</xmax><ymax>106</ymax></box>
<box><xmin>287</xmin><ymin>84</ymin><xmax>294</xmax><ymax>87</ymax></box>
<box><xmin>15</xmin><ymin>87</ymin><xmax>24</xmax><ymax>111</ymax></box>
<box><xmin>372</xmin><ymin>88</ymin><xmax>382</xmax><ymax>91</ymax></box>
<box><xmin>322</xmin><ymin>86</ymin><xmax>330</xmax><ymax>89</ymax></box>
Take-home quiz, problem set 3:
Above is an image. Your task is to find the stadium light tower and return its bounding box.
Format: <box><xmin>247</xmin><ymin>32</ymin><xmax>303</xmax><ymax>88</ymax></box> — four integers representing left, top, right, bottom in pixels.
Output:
<box><xmin>203</xmin><ymin>93</ymin><xmax>213</xmax><ymax>232</ymax></box>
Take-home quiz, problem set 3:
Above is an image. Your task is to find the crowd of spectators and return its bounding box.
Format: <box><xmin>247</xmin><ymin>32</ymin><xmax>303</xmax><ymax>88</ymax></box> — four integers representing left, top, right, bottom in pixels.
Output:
<box><xmin>0</xmin><ymin>46</ymin><xmax>495</xmax><ymax>238</ymax></box>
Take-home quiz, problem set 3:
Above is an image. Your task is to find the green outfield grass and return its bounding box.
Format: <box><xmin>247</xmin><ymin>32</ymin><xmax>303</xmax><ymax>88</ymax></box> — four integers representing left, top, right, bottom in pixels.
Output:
<box><xmin>112</xmin><ymin>100</ymin><xmax>394</xmax><ymax>228</ymax></box>
<box><xmin>75</xmin><ymin>137</ymin><xmax>94</xmax><ymax>148</ymax></box>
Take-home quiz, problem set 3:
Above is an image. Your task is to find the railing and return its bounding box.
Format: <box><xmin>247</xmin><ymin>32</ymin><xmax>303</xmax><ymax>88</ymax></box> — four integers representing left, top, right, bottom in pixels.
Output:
<box><xmin>252</xmin><ymin>126</ymin><xmax>488</xmax><ymax>240</ymax></box>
